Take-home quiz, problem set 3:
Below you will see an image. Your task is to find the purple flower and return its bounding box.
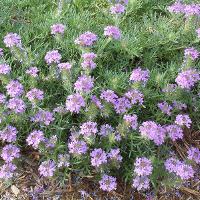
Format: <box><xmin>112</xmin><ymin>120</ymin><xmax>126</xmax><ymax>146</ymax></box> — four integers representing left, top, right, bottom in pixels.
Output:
<box><xmin>6</xmin><ymin>80</ymin><xmax>24</xmax><ymax>97</ymax></box>
<box><xmin>176</xmin><ymin>163</ymin><xmax>194</xmax><ymax>180</ymax></box>
<box><xmin>0</xmin><ymin>64</ymin><xmax>11</xmax><ymax>75</ymax></box>
<box><xmin>99</xmin><ymin>175</ymin><xmax>117</xmax><ymax>192</ymax></box>
<box><xmin>197</xmin><ymin>28</ymin><xmax>200</xmax><ymax>39</ymax></box>
<box><xmin>74</xmin><ymin>75</ymin><xmax>94</xmax><ymax>93</ymax></box>
<box><xmin>7</xmin><ymin>98</ymin><xmax>26</xmax><ymax>113</ymax></box>
<box><xmin>99</xmin><ymin>124</ymin><xmax>114</xmax><ymax>137</ymax></box>
<box><xmin>57</xmin><ymin>154</ymin><xmax>70</xmax><ymax>168</ymax></box>
<box><xmin>51</xmin><ymin>24</ymin><xmax>65</xmax><ymax>35</ymax></box>
<box><xmin>187</xmin><ymin>147</ymin><xmax>200</xmax><ymax>164</ymax></box>
<box><xmin>173</xmin><ymin>101</ymin><xmax>187</xmax><ymax>110</ymax></box>
<box><xmin>0</xmin><ymin>125</ymin><xmax>18</xmax><ymax>143</ymax></box>
<box><xmin>165</xmin><ymin>157</ymin><xmax>181</xmax><ymax>173</ymax></box>
<box><xmin>0</xmin><ymin>48</ymin><xmax>3</xmax><ymax>57</ymax></box>
<box><xmin>31</xmin><ymin>110</ymin><xmax>55</xmax><ymax>125</ymax></box>
<box><xmin>123</xmin><ymin>114</ymin><xmax>138</xmax><ymax>130</ymax></box>
<box><xmin>130</xmin><ymin>67</ymin><xmax>150</xmax><ymax>84</ymax></box>
<box><xmin>100</xmin><ymin>89</ymin><xmax>118</xmax><ymax>104</ymax></box>
<box><xmin>108</xmin><ymin>148</ymin><xmax>122</xmax><ymax>162</ymax></box>
<box><xmin>175</xmin><ymin>114</ymin><xmax>192</xmax><ymax>128</ymax></box>
<box><xmin>26</xmin><ymin>88</ymin><xmax>44</xmax><ymax>103</ymax></box>
<box><xmin>90</xmin><ymin>148</ymin><xmax>107</xmax><ymax>167</ymax></box>
<box><xmin>165</xmin><ymin>157</ymin><xmax>194</xmax><ymax>180</ymax></box>
<box><xmin>115</xmin><ymin>133</ymin><xmax>122</xmax><ymax>141</ymax></box>
<box><xmin>132</xmin><ymin>176</ymin><xmax>150</xmax><ymax>191</ymax></box>
<box><xmin>80</xmin><ymin>121</ymin><xmax>98</xmax><ymax>137</ymax></box>
<box><xmin>134</xmin><ymin>157</ymin><xmax>153</xmax><ymax>176</ymax></box>
<box><xmin>175</xmin><ymin>69</ymin><xmax>200</xmax><ymax>89</ymax></box>
<box><xmin>162</xmin><ymin>84</ymin><xmax>177</xmax><ymax>93</ymax></box>
<box><xmin>0</xmin><ymin>163</ymin><xmax>17</xmax><ymax>179</ymax></box>
<box><xmin>3</xmin><ymin>33</ymin><xmax>21</xmax><ymax>48</ymax></box>
<box><xmin>1</xmin><ymin>144</ymin><xmax>20</xmax><ymax>163</ymax></box>
<box><xmin>139</xmin><ymin>121</ymin><xmax>166</xmax><ymax>145</ymax></box>
<box><xmin>26</xmin><ymin>67</ymin><xmax>39</xmax><ymax>77</ymax></box>
<box><xmin>166</xmin><ymin>125</ymin><xmax>183</xmax><ymax>141</ymax></box>
<box><xmin>53</xmin><ymin>105</ymin><xmax>67</xmax><ymax>114</ymax></box>
<box><xmin>66</xmin><ymin>93</ymin><xmax>85</xmax><ymax>113</ymax></box>
<box><xmin>0</xmin><ymin>93</ymin><xmax>6</xmax><ymax>104</ymax></box>
<box><xmin>91</xmin><ymin>95</ymin><xmax>103</xmax><ymax>109</ymax></box>
<box><xmin>110</xmin><ymin>4</ymin><xmax>125</xmax><ymax>14</ymax></box>
<box><xmin>157</xmin><ymin>101</ymin><xmax>173</xmax><ymax>116</ymax></box>
<box><xmin>38</xmin><ymin>160</ymin><xmax>56</xmax><ymax>177</ymax></box>
<box><xmin>184</xmin><ymin>4</ymin><xmax>200</xmax><ymax>17</ymax></box>
<box><xmin>184</xmin><ymin>47</ymin><xmax>199</xmax><ymax>61</ymax></box>
<box><xmin>44</xmin><ymin>135</ymin><xmax>57</xmax><ymax>148</ymax></box>
<box><xmin>104</xmin><ymin>26</ymin><xmax>121</xmax><ymax>40</ymax></box>
<box><xmin>125</xmin><ymin>89</ymin><xmax>144</xmax><ymax>105</ymax></box>
<box><xmin>167</xmin><ymin>2</ymin><xmax>185</xmax><ymax>13</ymax></box>
<box><xmin>113</xmin><ymin>97</ymin><xmax>131</xmax><ymax>114</ymax></box>
<box><xmin>68</xmin><ymin>139</ymin><xmax>88</xmax><ymax>155</ymax></box>
<box><xmin>58</xmin><ymin>62</ymin><xmax>72</xmax><ymax>72</ymax></box>
<box><xmin>45</xmin><ymin>50</ymin><xmax>61</xmax><ymax>65</ymax></box>
<box><xmin>81</xmin><ymin>52</ymin><xmax>97</xmax><ymax>70</ymax></box>
<box><xmin>75</xmin><ymin>32</ymin><xmax>97</xmax><ymax>47</ymax></box>
<box><xmin>26</xmin><ymin>130</ymin><xmax>45</xmax><ymax>149</ymax></box>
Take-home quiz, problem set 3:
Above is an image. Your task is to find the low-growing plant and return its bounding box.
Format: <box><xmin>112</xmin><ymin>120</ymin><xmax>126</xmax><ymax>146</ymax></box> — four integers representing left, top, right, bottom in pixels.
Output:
<box><xmin>0</xmin><ymin>0</ymin><xmax>200</xmax><ymax>198</ymax></box>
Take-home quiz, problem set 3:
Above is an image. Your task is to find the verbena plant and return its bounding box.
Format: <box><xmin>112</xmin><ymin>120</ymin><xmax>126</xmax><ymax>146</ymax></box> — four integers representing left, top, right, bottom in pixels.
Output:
<box><xmin>0</xmin><ymin>0</ymin><xmax>200</xmax><ymax>196</ymax></box>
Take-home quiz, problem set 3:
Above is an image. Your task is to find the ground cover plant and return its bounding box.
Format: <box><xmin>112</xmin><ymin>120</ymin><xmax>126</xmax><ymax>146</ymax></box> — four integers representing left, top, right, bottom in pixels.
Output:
<box><xmin>0</xmin><ymin>0</ymin><xmax>200</xmax><ymax>199</ymax></box>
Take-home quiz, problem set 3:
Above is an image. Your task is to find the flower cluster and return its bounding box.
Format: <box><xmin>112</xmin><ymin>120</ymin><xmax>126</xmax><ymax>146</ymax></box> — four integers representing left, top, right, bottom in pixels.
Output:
<box><xmin>157</xmin><ymin>101</ymin><xmax>173</xmax><ymax>116</ymax></box>
<box><xmin>68</xmin><ymin>139</ymin><xmax>88</xmax><ymax>155</ymax></box>
<box><xmin>1</xmin><ymin>144</ymin><xmax>20</xmax><ymax>163</ymax></box>
<box><xmin>38</xmin><ymin>160</ymin><xmax>56</xmax><ymax>177</ymax></box>
<box><xmin>6</xmin><ymin>80</ymin><xmax>24</xmax><ymax>97</ymax></box>
<box><xmin>45</xmin><ymin>50</ymin><xmax>61</xmax><ymax>65</ymax></box>
<box><xmin>132</xmin><ymin>157</ymin><xmax>153</xmax><ymax>191</ymax></box>
<box><xmin>80</xmin><ymin>121</ymin><xmax>98</xmax><ymax>137</ymax></box>
<box><xmin>175</xmin><ymin>114</ymin><xmax>192</xmax><ymax>128</ymax></box>
<box><xmin>0</xmin><ymin>125</ymin><xmax>17</xmax><ymax>143</ymax></box>
<box><xmin>168</xmin><ymin>2</ymin><xmax>200</xmax><ymax>17</ymax></box>
<box><xmin>123</xmin><ymin>114</ymin><xmax>138</xmax><ymax>130</ymax></box>
<box><xmin>3</xmin><ymin>33</ymin><xmax>21</xmax><ymax>48</ymax></box>
<box><xmin>58</xmin><ymin>62</ymin><xmax>72</xmax><ymax>72</ymax></box>
<box><xmin>104</xmin><ymin>26</ymin><xmax>121</xmax><ymax>40</ymax></box>
<box><xmin>110</xmin><ymin>4</ymin><xmax>125</xmax><ymax>14</ymax></box>
<box><xmin>90</xmin><ymin>148</ymin><xmax>107</xmax><ymax>167</ymax></box>
<box><xmin>0</xmin><ymin>63</ymin><xmax>11</xmax><ymax>75</ymax></box>
<box><xmin>139</xmin><ymin>121</ymin><xmax>166</xmax><ymax>145</ymax></box>
<box><xmin>26</xmin><ymin>67</ymin><xmax>39</xmax><ymax>77</ymax></box>
<box><xmin>175</xmin><ymin>69</ymin><xmax>200</xmax><ymax>89</ymax></box>
<box><xmin>81</xmin><ymin>52</ymin><xmax>97</xmax><ymax>70</ymax></box>
<box><xmin>165</xmin><ymin>157</ymin><xmax>194</xmax><ymax>180</ymax></box>
<box><xmin>7</xmin><ymin>98</ymin><xmax>26</xmax><ymax>113</ymax></box>
<box><xmin>187</xmin><ymin>147</ymin><xmax>200</xmax><ymax>164</ymax></box>
<box><xmin>66</xmin><ymin>93</ymin><xmax>85</xmax><ymax>113</ymax></box>
<box><xmin>99</xmin><ymin>124</ymin><xmax>114</xmax><ymax>137</ymax></box>
<box><xmin>31</xmin><ymin>110</ymin><xmax>55</xmax><ymax>125</ymax></box>
<box><xmin>26</xmin><ymin>88</ymin><xmax>44</xmax><ymax>103</ymax></box>
<box><xmin>74</xmin><ymin>75</ymin><xmax>94</xmax><ymax>93</ymax></box>
<box><xmin>99</xmin><ymin>175</ymin><xmax>117</xmax><ymax>192</ymax></box>
<box><xmin>51</xmin><ymin>24</ymin><xmax>65</xmax><ymax>35</ymax></box>
<box><xmin>26</xmin><ymin>130</ymin><xmax>45</xmax><ymax>149</ymax></box>
<box><xmin>165</xmin><ymin>125</ymin><xmax>183</xmax><ymax>141</ymax></box>
<box><xmin>130</xmin><ymin>67</ymin><xmax>150</xmax><ymax>84</ymax></box>
<box><xmin>184</xmin><ymin>47</ymin><xmax>199</xmax><ymax>61</ymax></box>
<box><xmin>75</xmin><ymin>32</ymin><xmax>97</xmax><ymax>47</ymax></box>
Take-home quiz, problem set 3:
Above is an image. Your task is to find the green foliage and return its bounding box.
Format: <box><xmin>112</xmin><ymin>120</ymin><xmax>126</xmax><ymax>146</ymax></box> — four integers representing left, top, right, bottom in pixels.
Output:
<box><xmin>0</xmin><ymin>0</ymin><xmax>200</xmax><ymax>196</ymax></box>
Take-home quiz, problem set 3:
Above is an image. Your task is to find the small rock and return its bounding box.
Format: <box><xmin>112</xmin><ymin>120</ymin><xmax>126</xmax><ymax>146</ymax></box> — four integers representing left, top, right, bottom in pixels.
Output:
<box><xmin>11</xmin><ymin>185</ymin><xmax>20</xmax><ymax>196</ymax></box>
